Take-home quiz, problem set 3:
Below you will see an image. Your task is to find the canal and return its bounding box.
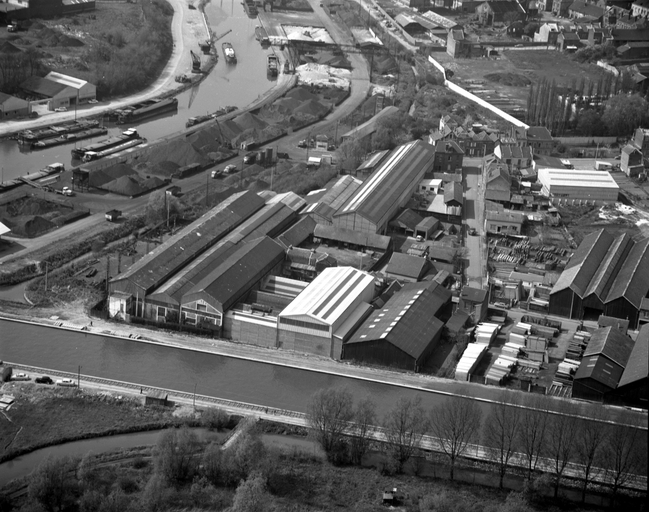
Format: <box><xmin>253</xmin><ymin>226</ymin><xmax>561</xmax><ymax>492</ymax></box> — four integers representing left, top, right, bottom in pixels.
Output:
<box><xmin>0</xmin><ymin>0</ymin><xmax>278</xmax><ymax>181</ymax></box>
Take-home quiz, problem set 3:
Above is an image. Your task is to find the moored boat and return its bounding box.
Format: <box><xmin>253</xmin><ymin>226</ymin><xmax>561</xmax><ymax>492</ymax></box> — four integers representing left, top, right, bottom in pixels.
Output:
<box><xmin>115</xmin><ymin>97</ymin><xmax>178</xmax><ymax>124</ymax></box>
<box><xmin>33</xmin><ymin>127</ymin><xmax>109</xmax><ymax>149</ymax></box>
<box><xmin>222</xmin><ymin>42</ymin><xmax>237</xmax><ymax>64</ymax></box>
<box><xmin>72</xmin><ymin>128</ymin><xmax>141</xmax><ymax>159</ymax></box>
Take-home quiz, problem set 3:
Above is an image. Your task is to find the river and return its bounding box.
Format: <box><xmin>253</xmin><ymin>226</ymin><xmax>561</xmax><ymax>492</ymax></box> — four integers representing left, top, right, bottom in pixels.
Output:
<box><xmin>0</xmin><ymin>0</ymin><xmax>277</xmax><ymax>181</ymax></box>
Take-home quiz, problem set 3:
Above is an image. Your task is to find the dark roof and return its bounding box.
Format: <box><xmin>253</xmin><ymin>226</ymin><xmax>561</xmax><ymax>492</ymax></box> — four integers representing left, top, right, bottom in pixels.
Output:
<box><xmin>228</xmin><ymin>202</ymin><xmax>297</xmax><ymax>243</ymax></box>
<box><xmin>110</xmin><ymin>191</ymin><xmax>264</xmax><ymax>295</ymax></box>
<box><xmin>335</xmin><ymin>140</ymin><xmax>436</xmax><ymax>227</ymax></box>
<box><xmin>314</xmin><ymin>224</ymin><xmax>391</xmax><ymax>251</ymax></box>
<box><xmin>525</xmin><ymin>126</ymin><xmax>554</xmax><ymax>142</ymax></box>
<box><xmin>182</xmin><ymin>237</ymin><xmax>285</xmax><ymax>311</ymax></box>
<box><xmin>584</xmin><ymin>233</ymin><xmax>634</xmax><ymax>300</ymax></box>
<box><xmin>583</xmin><ymin>326</ymin><xmax>634</xmax><ymax>367</ymax></box>
<box><xmin>277</xmin><ymin>216</ymin><xmax>316</xmax><ymax>248</ymax></box>
<box><xmin>444</xmin><ymin>181</ymin><xmax>464</xmax><ymax>205</ymax></box>
<box><xmin>613</xmin><ymin>29</ymin><xmax>649</xmax><ymax>42</ymax></box>
<box><xmin>392</xmin><ymin>209</ymin><xmax>423</xmax><ymax>231</ymax></box>
<box><xmin>20</xmin><ymin>76</ymin><xmax>69</xmax><ymax>98</ymax></box>
<box><xmin>446</xmin><ymin>310</ymin><xmax>470</xmax><ymax>333</ymax></box>
<box><xmin>0</xmin><ymin>92</ymin><xmax>28</xmax><ymax>109</ymax></box>
<box><xmin>606</xmin><ymin>236</ymin><xmax>649</xmax><ymax>308</ymax></box>
<box><xmin>427</xmin><ymin>244</ymin><xmax>457</xmax><ymax>263</ymax></box>
<box><xmin>481</xmin><ymin>1</ymin><xmax>524</xmax><ymax>14</ymax></box>
<box><xmin>460</xmin><ymin>286</ymin><xmax>487</xmax><ymax>303</ymax></box>
<box><xmin>319</xmin><ymin>175</ymin><xmax>363</xmax><ymax>210</ymax></box>
<box><xmin>618</xmin><ymin>324</ymin><xmax>649</xmax><ymax>388</ymax></box>
<box><xmin>597</xmin><ymin>315</ymin><xmax>630</xmax><ymax>332</ymax></box>
<box><xmin>357</xmin><ymin>150</ymin><xmax>390</xmax><ymax>171</ymax></box>
<box><xmin>485</xmin><ymin>210</ymin><xmax>524</xmax><ymax>224</ymax></box>
<box><xmin>347</xmin><ymin>286</ymin><xmax>445</xmax><ymax>360</ymax></box>
<box><xmin>386</xmin><ymin>252</ymin><xmax>430</xmax><ymax>280</ymax></box>
<box><xmin>561</xmin><ymin>32</ymin><xmax>582</xmax><ymax>41</ymax></box>
<box><xmin>416</xmin><ymin>216</ymin><xmax>440</xmax><ymax>231</ymax></box>
<box><xmin>487</xmin><ymin>166</ymin><xmax>511</xmax><ymax>187</ymax></box>
<box><xmin>485</xmin><ymin>189</ymin><xmax>511</xmax><ymax>202</ymax></box>
<box><xmin>569</xmin><ymin>1</ymin><xmax>604</xmax><ymax>17</ymax></box>
<box><xmin>435</xmin><ymin>140</ymin><xmax>464</xmax><ymax>155</ymax></box>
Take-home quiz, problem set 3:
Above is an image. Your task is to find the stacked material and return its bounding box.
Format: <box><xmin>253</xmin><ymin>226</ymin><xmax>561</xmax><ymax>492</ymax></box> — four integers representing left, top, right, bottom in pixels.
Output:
<box><xmin>502</xmin><ymin>341</ymin><xmax>523</xmax><ymax>356</ymax></box>
<box><xmin>475</xmin><ymin>322</ymin><xmax>501</xmax><ymax>346</ymax></box>
<box><xmin>511</xmin><ymin>322</ymin><xmax>532</xmax><ymax>336</ymax></box>
<box><xmin>556</xmin><ymin>358</ymin><xmax>580</xmax><ymax>384</ymax></box>
<box><xmin>531</xmin><ymin>323</ymin><xmax>558</xmax><ymax>340</ymax></box>
<box><xmin>566</xmin><ymin>330</ymin><xmax>591</xmax><ymax>360</ymax></box>
<box><xmin>508</xmin><ymin>331</ymin><xmax>526</xmax><ymax>345</ymax></box>
<box><xmin>485</xmin><ymin>354</ymin><xmax>517</xmax><ymax>385</ymax></box>
<box><xmin>455</xmin><ymin>343</ymin><xmax>488</xmax><ymax>381</ymax></box>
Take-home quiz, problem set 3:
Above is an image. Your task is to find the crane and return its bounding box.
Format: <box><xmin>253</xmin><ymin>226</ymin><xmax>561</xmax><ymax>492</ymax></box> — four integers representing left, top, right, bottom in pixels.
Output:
<box><xmin>190</xmin><ymin>50</ymin><xmax>201</xmax><ymax>73</ymax></box>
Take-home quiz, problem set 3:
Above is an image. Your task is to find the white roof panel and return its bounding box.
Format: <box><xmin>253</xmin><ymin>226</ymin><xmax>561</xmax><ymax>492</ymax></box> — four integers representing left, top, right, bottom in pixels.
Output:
<box><xmin>538</xmin><ymin>168</ymin><xmax>619</xmax><ymax>189</ymax></box>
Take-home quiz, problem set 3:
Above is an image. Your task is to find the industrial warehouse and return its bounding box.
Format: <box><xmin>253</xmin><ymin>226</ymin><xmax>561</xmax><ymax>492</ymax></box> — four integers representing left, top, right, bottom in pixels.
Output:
<box><xmin>537</xmin><ymin>168</ymin><xmax>620</xmax><ymax>204</ymax></box>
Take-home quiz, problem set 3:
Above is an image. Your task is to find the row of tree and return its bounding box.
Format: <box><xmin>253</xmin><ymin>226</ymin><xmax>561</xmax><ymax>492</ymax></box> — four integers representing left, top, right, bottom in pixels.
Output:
<box><xmin>525</xmin><ymin>73</ymin><xmax>649</xmax><ymax>136</ymax></box>
<box><xmin>306</xmin><ymin>387</ymin><xmax>648</xmax><ymax>502</ymax></box>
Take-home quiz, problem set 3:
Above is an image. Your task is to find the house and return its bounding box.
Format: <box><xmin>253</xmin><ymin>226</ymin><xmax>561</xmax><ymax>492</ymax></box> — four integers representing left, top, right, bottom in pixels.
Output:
<box><xmin>394</xmin><ymin>13</ymin><xmax>429</xmax><ymax>35</ymax></box>
<box><xmin>385</xmin><ymin>252</ymin><xmax>433</xmax><ymax>282</ymax></box>
<box><xmin>315</xmin><ymin>134</ymin><xmax>329</xmax><ymax>151</ymax></box>
<box><xmin>486</xmin><ymin>164</ymin><xmax>513</xmax><ymax>200</ymax></box>
<box><xmin>444</xmin><ymin>181</ymin><xmax>464</xmax><ymax>208</ymax></box>
<box><xmin>440</xmin><ymin>114</ymin><xmax>463</xmax><ymax>132</ymax></box>
<box><xmin>145</xmin><ymin>390</ymin><xmax>169</xmax><ymax>407</ymax></box>
<box><xmin>558</xmin><ymin>30</ymin><xmax>583</xmax><ymax>50</ymax></box>
<box><xmin>447</xmin><ymin>29</ymin><xmax>469</xmax><ymax>58</ymax></box>
<box><xmin>610</xmin><ymin>28</ymin><xmax>649</xmax><ymax>47</ymax></box>
<box><xmin>458</xmin><ymin>286</ymin><xmax>489</xmax><ymax>322</ymax></box>
<box><xmin>553</xmin><ymin>0</ymin><xmax>573</xmax><ymax>16</ymax></box>
<box><xmin>454</xmin><ymin>129</ymin><xmax>500</xmax><ymax>157</ymax></box>
<box><xmin>415</xmin><ymin>216</ymin><xmax>441</xmax><ymax>240</ymax></box>
<box><xmin>632</xmin><ymin>127</ymin><xmax>649</xmax><ymax>153</ymax></box>
<box><xmin>485</xmin><ymin>210</ymin><xmax>525</xmax><ymax>234</ymax></box>
<box><xmin>568</xmin><ymin>1</ymin><xmax>605</xmax><ymax>20</ymax></box>
<box><xmin>0</xmin><ymin>92</ymin><xmax>29</xmax><ymax>120</ymax></box>
<box><xmin>573</xmin><ymin>326</ymin><xmax>634</xmax><ymax>401</ymax></box>
<box><xmin>515</xmin><ymin>126</ymin><xmax>555</xmax><ymax>154</ymax></box>
<box><xmin>494</xmin><ymin>144</ymin><xmax>533</xmax><ymax>170</ymax></box>
<box><xmin>534</xmin><ymin>23</ymin><xmax>560</xmax><ymax>44</ymax></box>
<box><xmin>433</xmin><ymin>140</ymin><xmax>464</xmax><ymax>173</ymax></box>
<box><xmin>343</xmin><ymin>281</ymin><xmax>451</xmax><ymax>372</ymax></box>
<box><xmin>476</xmin><ymin>1</ymin><xmax>526</xmax><ymax>26</ymax></box>
<box><xmin>618</xmin><ymin>41</ymin><xmax>649</xmax><ymax>59</ymax></box>
<box><xmin>620</xmin><ymin>143</ymin><xmax>644</xmax><ymax>177</ymax></box>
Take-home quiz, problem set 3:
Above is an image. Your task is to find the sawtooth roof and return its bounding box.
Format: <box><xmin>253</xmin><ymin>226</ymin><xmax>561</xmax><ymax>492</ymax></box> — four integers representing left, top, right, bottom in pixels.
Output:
<box><xmin>335</xmin><ymin>140</ymin><xmax>436</xmax><ymax>227</ymax></box>
<box><xmin>346</xmin><ymin>284</ymin><xmax>445</xmax><ymax>360</ymax></box>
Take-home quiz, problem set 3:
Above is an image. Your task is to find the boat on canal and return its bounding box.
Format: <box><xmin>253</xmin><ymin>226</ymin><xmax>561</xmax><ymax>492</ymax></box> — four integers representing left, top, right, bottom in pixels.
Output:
<box><xmin>185</xmin><ymin>105</ymin><xmax>237</xmax><ymax>128</ymax></box>
<box><xmin>222</xmin><ymin>42</ymin><xmax>237</xmax><ymax>64</ymax></box>
<box><xmin>267</xmin><ymin>54</ymin><xmax>278</xmax><ymax>76</ymax></box>
<box><xmin>115</xmin><ymin>97</ymin><xmax>178</xmax><ymax>125</ymax></box>
<box><xmin>17</xmin><ymin>119</ymin><xmax>101</xmax><ymax>144</ymax></box>
<box><xmin>71</xmin><ymin>128</ymin><xmax>142</xmax><ymax>159</ymax></box>
<box><xmin>32</xmin><ymin>127</ymin><xmax>109</xmax><ymax>149</ymax></box>
<box><xmin>255</xmin><ymin>26</ymin><xmax>270</xmax><ymax>46</ymax></box>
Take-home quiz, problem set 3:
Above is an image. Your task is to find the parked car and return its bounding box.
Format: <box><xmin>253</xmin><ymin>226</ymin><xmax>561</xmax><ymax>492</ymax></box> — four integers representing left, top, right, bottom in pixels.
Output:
<box><xmin>35</xmin><ymin>376</ymin><xmax>54</xmax><ymax>385</ymax></box>
<box><xmin>297</xmin><ymin>140</ymin><xmax>307</xmax><ymax>148</ymax></box>
<box><xmin>223</xmin><ymin>164</ymin><xmax>238</xmax><ymax>174</ymax></box>
<box><xmin>469</xmin><ymin>228</ymin><xmax>478</xmax><ymax>236</ymax></box>
<box><xmin>277</xmin><ymin>151</ymin><xmax>289</xmax><ymax>159</ymax></box>
<box><xmin>211</xmin><ymin>169</ymin><xmax>222</xmax><ymax>179</ymax></box>
<box><xmin>12</xmin><ymin>373</ymin><xmax>31</xmax><ymax>381</ymax></box>
<box><xmin>54</xmin><ymin>107</ymin><xmax>68</xmax><ymax>112</ymax></box>
<box><xmin>56</xmin><ymin>378</ymin><xmax>76</xmax><ymax>387</ymax></box>
<box><xmin>88</xmin><ymin>99</ymin><xmax>99</xmax><ymax>104</ymax></box>
<box><xmin>243</xmin><ymin>152</ymin><xmax>257</xmax><ymax>164</ymax></box>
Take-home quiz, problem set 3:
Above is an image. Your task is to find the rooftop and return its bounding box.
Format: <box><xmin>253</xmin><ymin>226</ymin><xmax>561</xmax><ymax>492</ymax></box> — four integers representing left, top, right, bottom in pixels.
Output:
<box><xmin>618</xmin><ymin>324</ymin><xmax>649</xmax><ymax>388</ymax></box>
<box><xmin>460</xmin><ymin>286</ymin><xmax>488</xmax><ymax>303</ymax></box>
<box><xmin>538</xmin><ymin>168</ymin><xmax>619</xmax><ymax>189</ymax></box>
<box><xmin>386</xmin><ymin>252</ymin><xmax>430</xmax><ymax>280</ymax></box>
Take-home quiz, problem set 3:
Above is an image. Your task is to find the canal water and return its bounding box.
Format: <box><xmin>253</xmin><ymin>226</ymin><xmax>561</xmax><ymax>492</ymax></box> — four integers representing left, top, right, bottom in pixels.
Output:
<box><xmin>0</xmin><ymin>0</ymin><xmax>277</xmax><ymax>181</ymax></box>
<box><xmin>0</xmin><ymin>319</ymin><xmax>470</xmax><ymax>419</ymax></box>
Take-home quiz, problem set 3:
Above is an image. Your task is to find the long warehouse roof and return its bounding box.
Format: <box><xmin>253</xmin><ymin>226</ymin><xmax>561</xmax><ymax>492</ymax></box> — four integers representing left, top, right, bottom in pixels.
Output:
<box><xmin>538</xmin><ymin>168</ymin><xmax>619</xmax><ymax>189</ymax></box>
<box><xmin>335</xmin><ymin>140</ymin><xmax>436</xmax><ymax>225</ymax></box>
<box><xmin>279</xmin><ymin>267</ymin><xmax>374</xmax><ymax>326</ymax></box>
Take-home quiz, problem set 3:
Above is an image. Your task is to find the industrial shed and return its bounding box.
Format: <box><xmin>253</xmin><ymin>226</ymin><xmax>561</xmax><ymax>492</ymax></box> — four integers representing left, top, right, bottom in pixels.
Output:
<box><xmin>606</xmin><ymin>324</ymin><xmax>648</xmax><ymax>408</ymax></box>
<box><xmin>549</xmin><ymin>229</ymin><xmax>649</xmax><ymax>328</ymax></box>
<box><xmin>573</xmin><ymin>326</ymin><xmax>634</xmax><ymax>402</ymax></box>
<box><xmin>277</xmin><ymin>267</ymin><xmax>376</xmax><ymax>359</ymax></box>
<box><xmin>343</xmin><ymin>282</ymin><xmax>450</xmax><ymax>372</ymax></box>
<box><xmin>0</xmin><ymin>93</ymin><xmax>29</xmax><ymax>120</ymax></box>
<box><xmin>20</xmin><ymin>72</ymin><xmax>96</xmax><ymax>110</ymax></box>
<box><xmin>108</xmin><ymin>191</ymin><xmax>264</xmax><ymax>317</ymax></box>
<box><xmin>538</xmin><ymin>168</ymin><xmax>619</xmax><ymax>204</ymax></box>
<box><xmin>385</xmin><ymin>252</ymin><xmax>432</xmax><ymax>282</ymax></box>
<box><xmin>333</xmin><ymin>140</ymin><xmax>436</xmax><ymax>234</ymax></box>
<box><xmin>313</xmin><ymin>224</ymin><xmax>391</xmax><ymax>252</ymax></box>
<box><xmin>179</xmin><ymin>237</ymin><xmax>285</xmax><ymax>333</ymax></box>
<box><xmin>277</xmin><ymin>215</ymin><xmax>316</xmax><ymax>249</ymax></box>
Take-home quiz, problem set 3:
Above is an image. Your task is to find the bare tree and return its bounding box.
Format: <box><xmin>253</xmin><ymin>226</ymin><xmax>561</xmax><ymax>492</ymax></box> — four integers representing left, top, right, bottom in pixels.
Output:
<box><xmin>153</xmin><ymin>426</ymin><xmax>200</xmax><ymax>486</ymax></box>
<box><xmin>602</xmin><ymin>423</ymin><xmax>647</xmax><ymax>500</ymax></box>
<box><xmin>349</xmin><ymin>396</ymin><xmax>377</xmax><ymax>465</ymax></box>
<box><xmin>575</xmin><ymin>413</ymin><xmax>610</xmax><ymax>503</ymax></box>
<box><xmin>483</xmin><ymin>391</ymin><xmax>522</xmax><ymax>488</ymax></box>
<box><xmin>518</xmin><ymin>394</ymin><xmax>550</xmax><ymax>479</ymax></box>
<box><xmin>28</xmin><ymin>456</ymin><xmax>79</xmax><ymax>512</ymax></box>
<box><xmin>429</xmin><ymin>397</ymin><xmax>482</xmax><ymax>480</ymax></box>
<box><xmin>306</xmin><ymin>386</ymin><xmax>354</xmax><ymax>463</ymax></box>
<box><xmin>383</xmin><ymin>395</ymin><xmax>428</xmax><ymax>473</ymax></box>
<box><xmin>546</xmin><ymin>403</ymin><xmax>579</xmax><ymax>497</ymax></box>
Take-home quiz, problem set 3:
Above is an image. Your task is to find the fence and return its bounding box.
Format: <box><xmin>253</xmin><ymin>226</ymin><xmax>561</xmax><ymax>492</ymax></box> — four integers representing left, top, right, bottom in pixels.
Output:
<box><xmin>556</xmin><ymin>136</ymin><xmax>620</xmax><ymax>145</ymax></box>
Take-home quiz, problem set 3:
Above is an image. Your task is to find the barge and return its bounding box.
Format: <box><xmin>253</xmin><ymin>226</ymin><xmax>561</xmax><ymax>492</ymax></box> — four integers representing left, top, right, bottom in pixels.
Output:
<box><xmin>242</xmin><ymin>0</ymin><xmax>258</xmax><ymax>17</ymax></box>
<box><xmin>115</xmin><ymin>97</ymin><xmax>178</xmax><ymax>125</ymax></box>
<box><xmin>72</xmin><ymin>128</ymin><xmax>141</xmax><ymax>159</ymax></box>
<box><xmin>222</xmin><ymin>42</ymin><xmax>237</xmax><ymax>64</ymax></box>
<box><xmin>32</xmin><ymin>127</ymin><xmax>109</xmax><ymax>149</ymax></box>
<box><xmin>185</xmin><ymin>105</ymin><xmax>237</xmax><ymax>128</ymax></box>
<box><xmin>82</xmin><ymin>138</ymin><xmax>146</xmax><ymax>162</ymax></box>
<box><xmin>267</xmin><ymin>54</ymin><xmax>278</xmax><ymax>75</ymax></box>
<box><xmin>17</xmin><ymin>119</ymin><xmax>101</xmax><ymax>144</ymax></box>
<box><xmin>255</xmin><ymin>26</ymin><xmax>270</xmax><ymax>46</ymax></box>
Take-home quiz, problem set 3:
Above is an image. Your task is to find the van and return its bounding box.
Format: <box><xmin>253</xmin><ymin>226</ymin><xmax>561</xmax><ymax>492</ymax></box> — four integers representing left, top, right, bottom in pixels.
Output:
<box><xmin>243</xmin><ymin>152</ymin><xmax>257</xmax><ymax>164</ymax></box>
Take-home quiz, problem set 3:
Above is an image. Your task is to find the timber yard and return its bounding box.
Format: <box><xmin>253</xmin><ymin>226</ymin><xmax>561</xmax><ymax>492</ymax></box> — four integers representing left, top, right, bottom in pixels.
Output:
<box><xmin>0</xmin><ymin>0</ymin><xmax>648</xmax><ymax>508</ymax></box>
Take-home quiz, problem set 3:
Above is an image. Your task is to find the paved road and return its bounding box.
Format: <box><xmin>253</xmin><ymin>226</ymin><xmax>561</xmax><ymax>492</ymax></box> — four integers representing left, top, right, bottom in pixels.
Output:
<box><xmin>464</xmin><ymin>158</ymin><xmax>486</xmax><ymax>288</ymax></box>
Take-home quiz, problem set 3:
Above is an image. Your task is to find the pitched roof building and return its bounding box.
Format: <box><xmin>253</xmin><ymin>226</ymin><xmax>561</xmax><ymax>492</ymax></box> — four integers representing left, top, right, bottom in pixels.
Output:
<box><xmin>385</xmin><ymin>252</ymin><xmax>432</xmax><ymax>282</ymax></box>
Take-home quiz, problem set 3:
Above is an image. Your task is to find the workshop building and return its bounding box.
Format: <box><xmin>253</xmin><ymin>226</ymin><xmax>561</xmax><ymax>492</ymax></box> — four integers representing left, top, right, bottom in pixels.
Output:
<box><xmin>538</xmin><ymin>168</ymin><xmax>619</xmax><ymax>203</ymax></box>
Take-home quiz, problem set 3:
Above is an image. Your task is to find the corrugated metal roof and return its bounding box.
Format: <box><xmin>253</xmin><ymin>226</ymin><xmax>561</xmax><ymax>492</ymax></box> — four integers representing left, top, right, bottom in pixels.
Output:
<box><xmin>392</xmin><ymin>209</ymin><xmax>423</xmax><ymax>231</ymax></box>
<box><xmin>280</xmin><ymin>267</ymin><xmax>375</xmax><ymax>327</ymax></box>
<box><xmin>618</xmin><ymin>324</ymin><xmax>649</xmax><ymax>388</ymax></box>
<box><xmin>346</xmin><ymin>285</ymin><xmax>445</xmax><ymax>360</ymax></box>
<box><xmin>319</xmin><ymin>175</ymin><xmax>363</xmax><ymax>211</ymax></box>
<box><xmin>277</xmin><ymin>216</ymin><xmax>316</xmax><ymax>248</ymax></box>
<box><xmin>574</xmin><ymin>353</ymin><xmax>624</xmax><ymax>390</ymax></box>
<box><xmin>538</xmin><ymin>168</ymin><xmax>619</xmax><ymax>189</ymax></box>
<box><xmin>357</xmin><ymin>150</ymin><xmax>390</xmax><ymax>171</ymax></box>
<box><xmin>314</xmin><ymin>224</ymin><xmax>391</xmax><ymax>251</ymax></box>
<box><xmin>584</xmin><ymin>233</ymin><xmax>633</xmax><ymax>300</ymax></box>
<box><xmin>335</xmin><ymin>140</ymin><xmax>436</xmax><ymax>226</ymax></box>
<box><xmin>583</xmin><ymin>326</ymin><xmax>634</xmax><ymax>367</ymax></box>
<box><xmin>45</xmin><ymin>71</ymin><xmax>88</xmax><ymax>90</ymax></box>
<box><xmin>605</xmin><ymin>236</ymin><xmax>649</xmax><ymax>308</ymax></box>
<box><xmin>20</xmin><ymin>76</ymin><xmax>69</xmax><ymax>98</ymax></box>
<box><xmin>182</xmin><ymin>237</ymin><xmax>285</xmax><ymax>311</ymax></box>
<box><xmin>228</xmin><ymin>202</ymin><xmax>297</xmax><ymax>244</ymax></box>
<box><xmin>110</xmin><ymin>191</ymin><xmax>264</xmax><ymax>294</ymax></box>
<box><xmin>444</xmin><ymin>181</ymin><xmax>463</xmax><ymax>205</ymax></box>
<box><xmin>386</xmin><ymin>253</ymin><xmax>429</xmax><ymax>280</ymax></box>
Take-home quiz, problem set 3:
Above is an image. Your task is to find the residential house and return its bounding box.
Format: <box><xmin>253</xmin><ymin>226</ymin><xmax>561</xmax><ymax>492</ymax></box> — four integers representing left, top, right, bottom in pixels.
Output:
<box><xmin>0</xmin><ymin>92</ymin><xmax>29</xmax><ymax>119</ymax></box>
<box><xmin>621</xmin><ymin>143</ymin><xmax>644</xmax><ymax>177</ymax></box>
<box><xmin>633</xmin><ymin>127</ymin><xmax>649</xmax><ymax>153</ymax></box>
<box><xmin>453</xmin><ymin>0</ymin><xmax>485</xmax><ymax>13</ymax></box>
<box><xmin>558</xmin><ymin>31</ymin><xmax>584</xmax><ymax>49</ymax></box>
<box><xmin>494</xmin><ymin>143</ymin><xmax>533</xmax><ymax>171</ymax></box>
<box><xmin>458</xmin><ymin>129</ymin><xmax>500</xmax><ymax>156</ymax></box>
<box><xmin>439</xmin><ymin>114</ymin><xmax>463</xmax><ymax>132</ymax></box>
<box><xmin>485</xmin><ymin>209</ymin><xmax>525</xmax><ymax>234</ymax></box>
<box><xmin>458</xmin><ymin>286</ymin><xmax>489</xmax><ymax>322</ymax></box>
<box><xmin>447</xmin><ymin>29</ymin><xmax>469</xmax><ymax>58</ymax></box>
<box><xmin>476</xmin><ymin>1</ymin><xmax>526</xmax><ymax>26</ymax></box>
<box><xmin>515</xmin><ymin>126</ymin><xmax>556</xmax><ymax>154</ymax></box>
<box><xmin>485</xmin><ymin>163</ymin><xmax>513</xmax><ymax>203</ymax></box>
<box><xmin>534</xmin><ymin>22</ymin><xmax>560</xmax><ymax>43</ymax></box>
<box><xmin>433</xmin><ymin>140</ymin><xmax>464</xmax><ymax>172</ymax></box>
<box><xmin>390</xmin><ymin>208</ymin><xmax>423</xmax><ymax>236</ymax></box>
<box><xmin>552</xmin><ymin>0</ymin><xmax>573</xmax><ymax>16</ymax></box>
<box><xmin>631</xmin><ymin>0</ymin><xmax>649</xmax><ymax>17</ymax></box>
<box><xmin>568</xmin><ymin>1</ymin><xmax>605</xmax><ymax>20</ymax></box>
<box><xmin>611</xmin><ymin>28</ymin><xmax>649</xmax><ymax>47</ymax></box>
<box><xmin>618</xmin><ymin>41</ymin><xmax>649</xmax><ymax>59</ymax></box>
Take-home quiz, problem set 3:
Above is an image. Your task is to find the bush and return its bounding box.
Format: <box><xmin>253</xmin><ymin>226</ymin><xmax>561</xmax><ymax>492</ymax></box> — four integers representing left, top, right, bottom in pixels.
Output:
<box><xmin>1</xmin><ymin>366</ymin><xmax>13</xmax><ymax>383</ymax></box>
<box><xmin>132</xmin><ymin>455</ymin><xmax>148</xmax><ymax>469</ymax></box>
<box><xmin>117</xmin><ymin>475</ymin><xmax>139</xmax><ymax>494</ymax></box>
<box><xmin>201</xmin><ymin>407</ymin><xmax>229</xmax><ymax>431</ymax></box>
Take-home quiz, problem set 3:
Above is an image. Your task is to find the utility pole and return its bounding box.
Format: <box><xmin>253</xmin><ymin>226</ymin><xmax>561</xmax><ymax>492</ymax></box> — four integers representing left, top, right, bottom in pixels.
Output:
<box><xmin>205</xmin><ymin>171</ymin><xmax>209</xmax><ymax>208</ymax></box>
<box><xmin>44</xmin><ymin>261</ymin><xmax>48</xmax><ymax>291</ymax></box>
<box><xmin>77</xmin><ymin>365</ymin><xmax>81</xmax><ymax>389</ymax></box>
<box><xmin>193</xmin><ymin>383</ymin><xmax>197</xmax><ymax>411</ymax></box>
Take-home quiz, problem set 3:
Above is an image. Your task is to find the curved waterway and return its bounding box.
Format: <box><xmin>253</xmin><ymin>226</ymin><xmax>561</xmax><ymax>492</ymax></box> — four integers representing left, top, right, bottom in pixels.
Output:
<box><xmin>0</xmin><ymin>319</ymin><xmax>468</xmax><ymax>418</ymax></box>
<box><xmin>0</xmin><ymin>0</ymin><xmax>278</xmax><ymax>181</ymax></box>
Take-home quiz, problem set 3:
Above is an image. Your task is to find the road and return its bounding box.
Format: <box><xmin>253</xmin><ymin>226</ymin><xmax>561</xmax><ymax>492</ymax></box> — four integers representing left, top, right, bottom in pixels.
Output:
<box><xmin>463</xmin><ymin>158</ymin><xmax>486</xmax><ymax>288</ymax></box>
<box><xmin>0</xmin><ymin>0</ymin><xmax>371</xmax><ymax>267</ymax></box>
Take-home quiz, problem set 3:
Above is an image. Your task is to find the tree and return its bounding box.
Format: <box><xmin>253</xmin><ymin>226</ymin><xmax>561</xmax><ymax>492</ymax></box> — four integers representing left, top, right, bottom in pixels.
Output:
<box><xmin>27</xmin><ymin>456</ymin><xmax>79</xmax><ymax>512</ymax></box>
<box><xmin>145</xmin><ymin>189</ymin><xmax>180</xmax><ymax>226</ymax></box>
<box><xmin>483</xmin><ymin>391</ymin><xmax>522</xmax><ymax>488</ymax></box>
<box><xmin>601</xmin><ymin>93</ymin><xmax>649</xmax><ymax>136</ymax></box>
<box><xmin>517</xmin><ymin>394</ymin><xmax>549</xmax><ymax>479</ymax></box>
<box><xmin>429</xmin><ymin>397</ymin><xmax>482</xmax><ymax>480</ymax></box>
<box><xmin>231</xmin><ymin>472</ymin><xmax>270</xmax><ymax>512</ymax></box>
<box><xmin>306</xmin><ymin>386</ymin><xmax>354</xmax><ymax>463</ymax></box>
<box><xmin>602</xmin><ymin>424</ymin><xmax>647</xmax><ymax>499</ymax></box>
<box><xmin>201</xmin><ymin>441</ymin><xmax>223</xmax><ymax>486</ymax></box>
<box><xmin>574</xmin><ymin>415</ymin><xmax>609</xmax><ymax>502</ymax></box>
<box><xmin>383</xmin><ymin>395</ymin><xmax>428</xmax><ymax>473</ymax></box>
<box><xmin>225</xmin><ymin>428</ymin><xmax>268</xmax><ymax>484</ymax></box>
<box><xmin>546</xmin><ymin>404</ymin><xmax>579</xmax><ymax>497</ymax></box>
<box><xmin>349</xmin><ymin>396</ymin><xmax>376</xmax><ymax>465</ymax></box>
<box><xmin>153</xmin><ymin>426</ymin><xmax>199</xmax><ymax>486</ymax></box>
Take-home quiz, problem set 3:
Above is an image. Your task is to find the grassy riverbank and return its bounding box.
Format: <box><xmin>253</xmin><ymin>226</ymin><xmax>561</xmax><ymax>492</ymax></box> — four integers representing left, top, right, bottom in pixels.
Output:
<box><xmin>0</xmin><ymin>382</ymin><xmax>191</xmax><ymax>464</ymax></box>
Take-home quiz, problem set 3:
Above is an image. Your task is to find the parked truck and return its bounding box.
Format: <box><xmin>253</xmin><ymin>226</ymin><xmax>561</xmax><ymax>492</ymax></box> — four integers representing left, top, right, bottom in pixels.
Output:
<box><xmin>105</xmin><ymin>209</ymin><xmax>122</xmax><ymax>222</ymax></box>
<box><xmin>595</xmin><ymin>161</ymin><xmax>613</xmax><ymax>170</ymax></box>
